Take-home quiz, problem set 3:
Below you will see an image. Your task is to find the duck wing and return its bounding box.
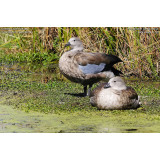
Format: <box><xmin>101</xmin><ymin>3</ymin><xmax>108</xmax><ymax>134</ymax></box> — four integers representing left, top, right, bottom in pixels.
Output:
<box><xmin>79</xmin><ymin>63</ymin><xmax>106</xmax><ymax>74</ymax></box>
<box><xmin>74</xmin><ymin>52</ymin><xmax>122</xmax><ymax>74</ymax></box>
<box><xmin>122</xmin><ymin>87</ymin><xmax>138</xmax><ymax>100</ymax></box>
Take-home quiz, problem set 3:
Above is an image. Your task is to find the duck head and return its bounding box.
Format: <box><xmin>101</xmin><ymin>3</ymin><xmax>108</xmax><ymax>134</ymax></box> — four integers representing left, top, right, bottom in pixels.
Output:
<box><xmin>104</xmin><ymin>77</ymin><xmax>127</xmax><ymax>90</ymax></box>
<box><xmin>65</xmin><ymin>37</ymin><xmax>84</xmax><ymax>51</ymax></box>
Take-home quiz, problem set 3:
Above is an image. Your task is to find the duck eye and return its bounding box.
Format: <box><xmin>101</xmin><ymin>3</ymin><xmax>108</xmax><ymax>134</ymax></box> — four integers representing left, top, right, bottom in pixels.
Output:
<box><xmin>114</xmin><ymin>81</ymin><xmax>116</xmax><ymax>82</ymax></box>
<box><xmin>74</xmin><ymin>40</ymin><xmax>75</xmax><ymax>41</ymax></box>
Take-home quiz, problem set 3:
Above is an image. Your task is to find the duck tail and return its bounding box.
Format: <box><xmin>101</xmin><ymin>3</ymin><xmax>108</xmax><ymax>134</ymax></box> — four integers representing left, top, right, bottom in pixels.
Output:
<box><xmin>111</xmin><ymin>67</ymin><xmax>123</xmax><ymax>76</ymax></box>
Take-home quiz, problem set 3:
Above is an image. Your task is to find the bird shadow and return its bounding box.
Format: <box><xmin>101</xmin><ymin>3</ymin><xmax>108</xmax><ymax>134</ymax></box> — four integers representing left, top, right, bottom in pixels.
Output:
<box><xmin>64</xmin><ymin>93</ymin><xmax>87</xmax><ymax>97</ymax></box>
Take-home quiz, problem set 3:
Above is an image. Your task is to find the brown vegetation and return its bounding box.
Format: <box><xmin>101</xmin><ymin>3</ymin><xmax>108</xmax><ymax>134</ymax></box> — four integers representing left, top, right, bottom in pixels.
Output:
<box><xmin>0</xmin><ymin>27</ymin><xmax>159</xmax><ymax>79</ymax></box>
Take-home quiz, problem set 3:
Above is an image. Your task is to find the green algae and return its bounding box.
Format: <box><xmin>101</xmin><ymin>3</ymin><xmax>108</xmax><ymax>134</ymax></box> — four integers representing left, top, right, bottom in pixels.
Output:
<box><xmin>0</xmin><ymin>67</ymin><xmax>159</xmax><ymax>133</ymax></box>
<box><xmin>0</xmin><ymin>104</ymin><xmax>160</xmax><ymax>133</ymax></box>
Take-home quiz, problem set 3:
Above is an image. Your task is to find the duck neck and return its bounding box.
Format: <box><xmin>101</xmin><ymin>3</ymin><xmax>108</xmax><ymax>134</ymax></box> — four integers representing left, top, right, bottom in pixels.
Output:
<box><xmin>72</xmin><ymin>46</ymin><xmax>84</xmax><ymax>52</ymax></box>
<box><xmin>112</xmin><ymin>85</ymin><xmax>127</xmax><ymax>90</ymax></box>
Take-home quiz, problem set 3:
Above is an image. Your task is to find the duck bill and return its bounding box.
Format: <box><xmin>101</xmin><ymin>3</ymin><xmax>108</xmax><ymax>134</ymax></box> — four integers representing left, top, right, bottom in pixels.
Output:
<box><xmin>104</xmin><ymin>83</ymin><xmax>111</xmax><ymax>88</ymax></box>
<box><xmin>65</xmin><ymin>42</ymin><xmax>71</xmax><ymax>47</ymax></box>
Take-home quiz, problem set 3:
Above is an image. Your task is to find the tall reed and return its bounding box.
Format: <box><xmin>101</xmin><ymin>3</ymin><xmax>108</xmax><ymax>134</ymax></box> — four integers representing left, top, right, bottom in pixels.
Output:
<box><xmin>0</xmin><ymin>27</ymin><xmax>159</xmax><ymax>79</ymax></box>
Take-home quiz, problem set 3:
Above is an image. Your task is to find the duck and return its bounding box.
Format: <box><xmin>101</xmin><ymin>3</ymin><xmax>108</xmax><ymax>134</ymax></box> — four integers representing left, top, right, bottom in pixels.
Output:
<box><xmin>59</xmin><ymin>37</ymin><xmax>123</xmax><ymax>96</ymax></box>
<box><xmin>89</xmin><ymin>77</ymin><xmax>141</xmax><ymax>110</ymax></box>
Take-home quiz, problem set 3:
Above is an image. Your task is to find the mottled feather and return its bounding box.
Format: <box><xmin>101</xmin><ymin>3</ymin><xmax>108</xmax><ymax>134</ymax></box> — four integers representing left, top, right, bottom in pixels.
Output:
<box><xmin>121</xmin><ymin>87</ymin><xmax>138</xmax><ymax>100</ymax></box>
<box><xmin>74</xmin><ymin>52</ymin><xmax>122</xmax><ymax>66</ymax></box>
<box><xmin>89</xmin><ymin>83</ymin><xmax>106</xmax><ymax>98</ymax></box>
<box><xmin>59</xmin><ymin>37</ymin><xmax>123</xmax><ymax>96</ymax></box>
<box><xmin>89</xmin><ymin>77</ymin><xmax>140</xmax><ymax>110</ymax></box>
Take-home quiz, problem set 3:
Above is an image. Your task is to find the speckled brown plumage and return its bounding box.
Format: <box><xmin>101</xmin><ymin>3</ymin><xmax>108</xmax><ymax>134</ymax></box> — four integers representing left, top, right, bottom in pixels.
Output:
<box><xmin>89</xmin><ymin>83</ymin><xmax>106</xmax><ymax>106</ymax></box>
<box><xmin>59</xmin><ymin>37</ymin><xmax>123</xmax><ymax>96</ymax></box>
<box><xmin>74</xmin><ymin>52</ymin><xmax>122</xmax><ymax>66</ymax></box>
<box><xmin>89</xmin><ymin>77</ymin><xmax>140</xmax><ymax>110</ymax></box>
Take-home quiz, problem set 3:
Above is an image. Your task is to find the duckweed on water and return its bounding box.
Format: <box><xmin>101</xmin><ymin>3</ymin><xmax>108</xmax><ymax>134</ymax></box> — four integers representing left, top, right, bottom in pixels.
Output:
<box><xmin>0</xmin><ymin>70</ymin><xmax>159</xmax><ymax>113</ymax></box>
<box><xmin>0</xmin><ymin>70</ymin><xmax>160</xmax><ymax>132</ymax></box>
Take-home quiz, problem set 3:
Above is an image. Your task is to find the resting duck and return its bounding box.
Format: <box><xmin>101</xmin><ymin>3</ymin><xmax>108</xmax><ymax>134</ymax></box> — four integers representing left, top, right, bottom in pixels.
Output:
<box><xmin>89</xmin><ymin>77</ymin><xmax>141</xmax><ymax>110</ymax></box>
<box><xmin>59</xmin><ymin>37</ymin><xmax>123</xmax><ymax>96</ymax></box>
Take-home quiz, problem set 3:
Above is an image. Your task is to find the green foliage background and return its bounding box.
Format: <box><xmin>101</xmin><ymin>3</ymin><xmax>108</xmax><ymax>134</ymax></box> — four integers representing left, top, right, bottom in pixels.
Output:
<box><xmin>0</xmin><ymin>27</ymin><xmax>159</xmax><ymax>79</ymax></box>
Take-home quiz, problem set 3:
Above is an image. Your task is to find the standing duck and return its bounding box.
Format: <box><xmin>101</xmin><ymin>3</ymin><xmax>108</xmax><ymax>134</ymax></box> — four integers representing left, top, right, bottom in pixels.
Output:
<box><xmin>89</xmin><ymin>77</ymin><xmax>141</xmax><ymax>110</ymax></box>
<box><xmin>59</xmin><ymin>37</ymin><xmax>123</xmax><ymax>96</ymax></box>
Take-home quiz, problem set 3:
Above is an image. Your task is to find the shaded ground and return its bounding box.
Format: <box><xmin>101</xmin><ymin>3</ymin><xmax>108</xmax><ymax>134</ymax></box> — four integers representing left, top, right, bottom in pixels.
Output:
<box><xmin>0</xmin><ymin>64</ymin><xmax>159</xmax><ymax>133</ymax></box>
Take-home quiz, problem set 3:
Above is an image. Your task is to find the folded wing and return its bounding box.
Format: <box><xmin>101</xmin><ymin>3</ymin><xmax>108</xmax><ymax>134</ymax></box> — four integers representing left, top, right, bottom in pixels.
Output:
<box><xmin>74</xmin><ymin>52</ymin><xmax>122</xmax><ymax>75</ymax></box>
<box><xmin>79</xmin><ymin>63</ymin><xmax>106</xmax><ymax>74</ymax></box>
